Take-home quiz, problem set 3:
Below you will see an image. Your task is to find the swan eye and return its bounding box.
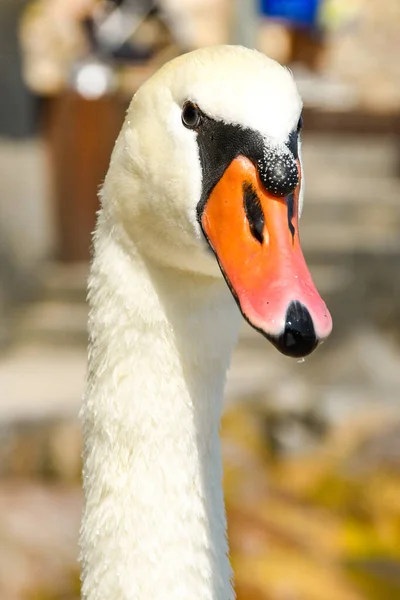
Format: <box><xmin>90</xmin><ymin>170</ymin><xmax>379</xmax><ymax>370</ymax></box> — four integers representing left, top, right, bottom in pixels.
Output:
<box><xmin>297</xmin><ymin>115</ymin><xmax>303</xmax><ymax>133</ymax></box>
<box><xmin>182</xmin><ymin>102</ymin><xmax>202</xmax><ymax>129</ymax></box>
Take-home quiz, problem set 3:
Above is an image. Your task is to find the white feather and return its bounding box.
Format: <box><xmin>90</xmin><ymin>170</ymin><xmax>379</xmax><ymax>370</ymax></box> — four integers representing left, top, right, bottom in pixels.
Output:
<box><xmin>80</xmin><ymin>45</ymin><xmax>303</xmax><ymax>600</ymax></box>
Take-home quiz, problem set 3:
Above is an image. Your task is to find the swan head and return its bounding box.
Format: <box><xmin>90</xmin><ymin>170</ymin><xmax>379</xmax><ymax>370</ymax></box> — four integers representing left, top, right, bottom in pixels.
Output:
<box><xmin>103</xmin><ymin>45</ymin><xmax>332</xmax><ymax>357</ymax></box>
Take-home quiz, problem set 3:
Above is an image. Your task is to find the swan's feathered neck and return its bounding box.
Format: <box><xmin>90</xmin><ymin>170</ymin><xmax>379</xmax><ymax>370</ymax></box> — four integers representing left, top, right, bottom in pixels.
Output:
<box><xmin>80</xmin><ymin>212</ymin><xmax>241</xmax><ymax>600</ymax></box>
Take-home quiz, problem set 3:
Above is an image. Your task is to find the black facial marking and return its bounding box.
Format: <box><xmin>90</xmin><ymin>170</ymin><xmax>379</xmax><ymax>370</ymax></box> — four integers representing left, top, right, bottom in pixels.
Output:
<box><xmin>285</xmin><ymin>114</ymin><xmax>302</xmax><ymax>160</ymax></box>
<box><xmin>286</xmin><ymin>130</ymin><xmax>299</xmax><ymax>159</ymax></box>
<box><xmin>194</xmin><ymin>109</ymin><xmax>301</xmax><ymax>219</ymax></box>
<box><xmin>196</xmin><ymin>118</ymin><xmax>264</xmax><ymax>218</ymax></box>
<box><xmin>297</xmin><ymin>115</ymin><xmax>303</xmax><ymax>132</ymax></box>
<box><xmin>287</xmin><ymin>192</ymin><xmax>295</xmax><ymax>241</ymax></box>
<box><xmin>243</xmin><ymin>183</ymin><xmax>264</xmax><ymax>244</ymax></box>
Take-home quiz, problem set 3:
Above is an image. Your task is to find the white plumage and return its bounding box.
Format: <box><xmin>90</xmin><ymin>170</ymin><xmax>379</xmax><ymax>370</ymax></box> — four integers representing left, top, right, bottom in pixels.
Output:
<box><xmin>80</xmin><ymin>45</ymin><xmax>317</xmax><ymax>600</ymax></box>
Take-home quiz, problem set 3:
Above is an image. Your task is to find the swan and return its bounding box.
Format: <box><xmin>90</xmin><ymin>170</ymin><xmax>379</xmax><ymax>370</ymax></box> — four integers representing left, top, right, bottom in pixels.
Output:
<box><xmin>80</xmin><ymin>45</ymin><xmax>332</xmax><ymax>600</ymax></box>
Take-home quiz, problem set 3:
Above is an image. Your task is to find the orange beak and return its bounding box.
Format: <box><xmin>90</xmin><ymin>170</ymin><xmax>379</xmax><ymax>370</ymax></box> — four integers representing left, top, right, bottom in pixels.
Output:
<box><xmin>200</xmin><ymin>155</ymin><xmax>332</xmax><ymax>357</ymax></box>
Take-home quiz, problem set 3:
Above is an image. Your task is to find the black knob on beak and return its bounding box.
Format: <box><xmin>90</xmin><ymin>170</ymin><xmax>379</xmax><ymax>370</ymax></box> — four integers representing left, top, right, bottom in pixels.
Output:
<box><xmin>272</xmin><ymin>301</ymin><xmax>318</xmax><ymax>358</ymax></box>
<box><xmin>257</xmin><ymin>151</ymin><xmax>299</xmax><ymax>198</ymax></box>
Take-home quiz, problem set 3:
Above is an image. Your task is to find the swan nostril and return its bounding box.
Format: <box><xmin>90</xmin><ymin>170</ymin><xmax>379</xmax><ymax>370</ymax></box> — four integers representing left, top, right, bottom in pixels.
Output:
<box><xmin>269</xmin><ymin>301</ymin><xmax>318</xmax><ymax>358</ymax></box>
<box><xmin>243</xmin><ymin>182</ymin><xmax>265</xmax><ymax>244</ymax></box>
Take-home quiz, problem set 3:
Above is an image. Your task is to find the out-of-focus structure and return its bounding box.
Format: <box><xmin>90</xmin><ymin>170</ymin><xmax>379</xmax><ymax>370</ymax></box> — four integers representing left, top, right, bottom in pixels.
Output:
<box><xmin>19</xmin><ymin>0</ymin><xmax>189</xmax><ymax>261</ymax></box>
<box><xmin>14</xmin><ymin>0</ymin><xmax>400</xmax><ymax>265</ymax></box>
<box><xmin>1</xmin><ymin>1</ymin><xmax>400</xmax><ymax>599</ymax></box>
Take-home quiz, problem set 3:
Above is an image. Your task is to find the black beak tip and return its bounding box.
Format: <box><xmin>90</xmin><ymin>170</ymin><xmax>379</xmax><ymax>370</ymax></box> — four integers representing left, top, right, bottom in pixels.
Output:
<box><xmin>268</xmin><ymin>301</ymin><xmax>318</xmax><ymax>358</ymax></box>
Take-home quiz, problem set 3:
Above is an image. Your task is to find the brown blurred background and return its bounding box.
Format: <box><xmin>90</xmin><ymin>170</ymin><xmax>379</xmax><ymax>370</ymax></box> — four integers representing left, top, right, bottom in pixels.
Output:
<box><xmin>1</xmin><ymin>1</ymin><xmax>400</xmax><ymax>599</ymax></box>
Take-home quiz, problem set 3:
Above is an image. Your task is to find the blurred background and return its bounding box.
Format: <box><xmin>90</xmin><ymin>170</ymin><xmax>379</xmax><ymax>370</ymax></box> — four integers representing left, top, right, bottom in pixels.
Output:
<box><xmin>1</xmin><ymin>1</ymin><xmax>400</xmax><ymax>599</ymax></box>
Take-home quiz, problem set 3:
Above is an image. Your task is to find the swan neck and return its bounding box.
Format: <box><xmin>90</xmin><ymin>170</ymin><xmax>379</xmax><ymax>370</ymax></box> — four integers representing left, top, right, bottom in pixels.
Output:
<box><xmin>80</xmin><ymin>232</ymin><xmax>240</xmax><ymax>600</ymax></box>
